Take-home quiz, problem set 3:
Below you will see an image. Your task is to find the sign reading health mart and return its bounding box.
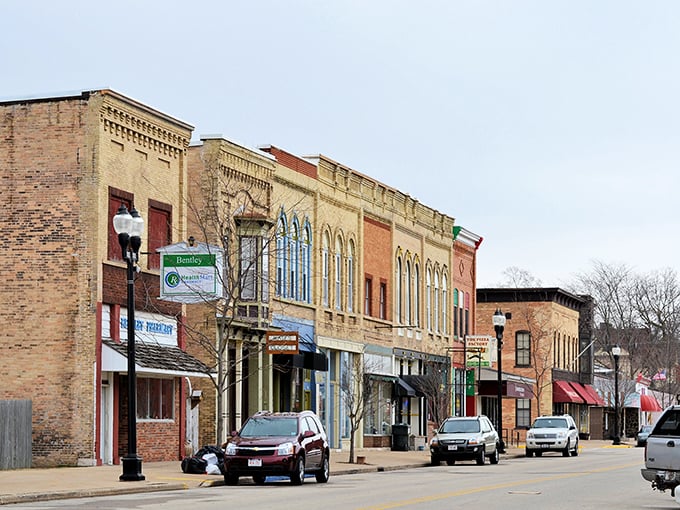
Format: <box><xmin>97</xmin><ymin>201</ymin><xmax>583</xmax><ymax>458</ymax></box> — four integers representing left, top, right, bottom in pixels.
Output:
<box><xmin>266</xmin><ymin>332</ymin><xmax>299</xmax><ymax>355</ymax></box>
<box><xmin>158</xmin><ymin>241</ymin><xmax>224</xmax><ymax>303</ymax></box>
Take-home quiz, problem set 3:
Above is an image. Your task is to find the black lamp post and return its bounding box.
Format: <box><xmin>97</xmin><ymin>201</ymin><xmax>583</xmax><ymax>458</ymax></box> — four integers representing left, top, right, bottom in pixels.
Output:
<box><xmin>113</xmin><ymin>204</ymin><xmax>146</xmax><ymax>482</ymax></box>
<box><xmin>612</xmin><ymin>345</ymin><xmax>621</xmax><ymax>445</ymax></box>
<box><xmin>493</xmin><ymin>309</ymin><xmax>506</xmax><ymax>453</ymax></box>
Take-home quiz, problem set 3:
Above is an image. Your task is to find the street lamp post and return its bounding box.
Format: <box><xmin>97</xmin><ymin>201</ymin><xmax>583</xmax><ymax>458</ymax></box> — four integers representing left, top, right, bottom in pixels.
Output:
<box><xmin>493</xmin><ymin>309</ymin><xmax>506</xmax><ymax>453</ymax></box>
<box><xmin>113</xmin><ymin>204</ymin><xmax>146</xmax><ymax>482</ymax></box>
<box><xmin>612</xmin><ymin>345</ymin><xmax>621</xmax><ymax>446</ymax></box>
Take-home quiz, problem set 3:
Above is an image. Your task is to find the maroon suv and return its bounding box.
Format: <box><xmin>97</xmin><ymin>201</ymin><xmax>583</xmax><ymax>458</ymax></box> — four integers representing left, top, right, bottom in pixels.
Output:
<box><xmin>223</xmin><ymin>410</ymin><xmax>330</xmax><ymax>486</ymax></box>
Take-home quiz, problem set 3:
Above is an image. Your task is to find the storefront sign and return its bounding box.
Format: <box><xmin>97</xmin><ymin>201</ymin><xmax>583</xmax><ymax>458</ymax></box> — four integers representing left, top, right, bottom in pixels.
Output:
<box><xmin>464</xmin><ymin>335</ymin><xmax>493</xmax><ymax>368</ymax></box>
<box><xmin>266</xmin><ymin>332</ymin><xmax>299</xmax><ymax>355</ymax></box>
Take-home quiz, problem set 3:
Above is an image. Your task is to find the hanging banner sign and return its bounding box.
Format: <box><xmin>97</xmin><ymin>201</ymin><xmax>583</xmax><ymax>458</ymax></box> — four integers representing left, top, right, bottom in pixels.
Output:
<box><xmin>464</xmin><ymin>335</ymin><xmax>493</xmax><ymax>368</ymax></box>
<box><xmin>158</xmin><ymin>241</ymin><xmax>224</xmax><ymax>303</ymax></box>
<box><xmin>266</xmin><ymin>332</ymin><xmax>299</xmax><ymax>355</ymax></box>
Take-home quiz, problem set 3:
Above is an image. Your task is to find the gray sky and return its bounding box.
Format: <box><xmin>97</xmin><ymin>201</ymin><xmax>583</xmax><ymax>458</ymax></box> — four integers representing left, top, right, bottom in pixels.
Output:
<box><xmin>3</xmin><ymin>1</ymin><xmax>678</xmax><ymax>287</ymax></box>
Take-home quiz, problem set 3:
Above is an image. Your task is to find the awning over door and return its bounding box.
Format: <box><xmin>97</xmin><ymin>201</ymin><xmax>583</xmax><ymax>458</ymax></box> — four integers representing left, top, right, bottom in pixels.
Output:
<box><xmin>102</xmin><ymin>339</ymin><xmax>213</xmax><ymax>377</ymax></box>
<box><xmin>640</xmin><ymin>394</ymin><xmax>663</xmax><ymax>412</ymax></box>
<box><xmin>568</xmin><ymin>382</ymin><xmax>603</xmax><ymax>405</ymax></box>
<box><xmin>394</xmin><ymin>377</ymin><xmax>417</xmax><ymax>397</ymax></box>
<box><xmin>553</xmin><ymin>380</ymin><xmax>585</xmax><ymax>404</ymax></box>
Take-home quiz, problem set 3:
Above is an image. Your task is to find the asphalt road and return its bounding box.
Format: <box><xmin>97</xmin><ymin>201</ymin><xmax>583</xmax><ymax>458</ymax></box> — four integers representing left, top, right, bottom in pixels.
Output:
<box><xmin>5</xmin><ymin>447</ymin><xmax>676</xmax><ymax>510</ymax></box>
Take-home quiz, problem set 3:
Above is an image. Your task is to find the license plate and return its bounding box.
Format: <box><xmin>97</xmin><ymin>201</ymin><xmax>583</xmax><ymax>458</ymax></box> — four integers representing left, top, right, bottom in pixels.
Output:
<box><xmin>540</xmin><ymin>444</ymin><xmax>552</xmax><ymax>448</ymax></box>
<box><xmin>447</xmin><ymin>445</ymin><xmax>458</xmax><ymax>451</ymax></box>
<box><xmin>248</xmin><ymin>458</ymin><xmax>262</xmax><ymax>467</ymax></box>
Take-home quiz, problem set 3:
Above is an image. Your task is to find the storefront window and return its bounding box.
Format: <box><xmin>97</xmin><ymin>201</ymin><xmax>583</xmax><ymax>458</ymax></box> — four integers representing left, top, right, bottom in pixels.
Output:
<box><xmin>363</xmin><ymin>378</ymin><xmax>393</xmax><ymax>435</ymax></box>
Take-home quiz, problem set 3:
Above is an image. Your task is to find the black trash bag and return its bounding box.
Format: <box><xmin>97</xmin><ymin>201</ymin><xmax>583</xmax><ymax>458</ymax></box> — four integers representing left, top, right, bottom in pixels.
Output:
<box><xmin>194</xmin><ymin>445</ymin><xmax>225</xmax><ymax>461</ymax></box>
<box><xmin>181</xmin><ymin>455</ymin><xmax>208</xmax><ymax>474</ymax></box>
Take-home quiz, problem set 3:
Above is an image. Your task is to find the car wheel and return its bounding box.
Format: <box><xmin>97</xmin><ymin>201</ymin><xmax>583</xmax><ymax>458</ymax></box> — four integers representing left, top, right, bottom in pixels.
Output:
<box><xmin>571</xmin><ymin>439</ymin><xmax>579</xmax><ymax>457</ymax></box>
<box><xmin>290</xmin><ymin>456</ymin><xmax>305</xmax><ymax>485</ymax></box>
<box><xmin>489</xmin><ymin>444</ymin><xmax>500</xmax><ymax>464</ymax></box>
<box><xmin>476</xmin><ymin>448</ymin><xmax>486</xmax><ymax>465</ymax></box>
<box><xmin>535</xmin><ymin>451</ymin><xmax>543</xmax><ymax>457</ymax></box>
<box><xmin>562</xmin><ymin>440</ymin><xmax>571</xmax><ymax>457</ymax></box>
<box><xmin>525</xmin><ymin>448</ymin><xmax>533</xmax><ymax>458</ymax></box>
<box><xmin>315</xmin><ymin>454</ymin><xmax>330</xmax><ymax>483</ymax></box>
<box><xmin>224</xmin><ymin>473</ymin><xmax>239</xmax><ymax>486</ymax></box>
<box><xmin>431</xmin><ymin>455</ymin><xmax>441</xmax><ymax>466</ymax></box>
<box><xmin>252</xmin><ymin>474</ymin><xmax>266</xmax><ymax>485</ymax></box>
<box><xmin>446</xmin><ymin>459</ymin><xmax>456</xmax><ymax>466</ymax></box>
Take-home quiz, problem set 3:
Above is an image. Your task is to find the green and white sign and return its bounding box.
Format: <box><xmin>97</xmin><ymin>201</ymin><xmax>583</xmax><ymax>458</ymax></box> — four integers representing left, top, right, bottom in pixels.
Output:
<box><xmin>159</xmin><ymin>242</ymin><xmax>224</xmax><ymax>303</ymax></box>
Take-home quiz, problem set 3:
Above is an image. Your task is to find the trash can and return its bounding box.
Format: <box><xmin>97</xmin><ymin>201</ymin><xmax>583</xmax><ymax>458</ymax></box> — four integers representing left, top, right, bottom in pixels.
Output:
<box><xmin>391</xmin><ymin>423</ymin><xmax>410</xmax><ymax>451</ymax></box>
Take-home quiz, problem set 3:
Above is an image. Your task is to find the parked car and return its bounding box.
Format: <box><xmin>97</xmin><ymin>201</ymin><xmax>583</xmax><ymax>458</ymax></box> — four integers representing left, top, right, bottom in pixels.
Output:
<box><xmin>641</xmin><ymin>405</ymin><xmax>680</xmax><ymax>500</ymax></box>
<box><xmin>429</xmin><ymin>415</ymin><xmax>500</xmax><ymax>466</ymax></box>
<box><xmin>636</xmin><ymin>425</ymin><xmax>653</xmax><ymax>447</ymax></box>
<box><xmin>222</xmin><ymin>410</ymin><xmax>330</xmax><ymax>486</ymax></box>
<box><xmin>525</xmin><ymin>414</ymin><xmax>579</xmax><ymax>457</ymax></box>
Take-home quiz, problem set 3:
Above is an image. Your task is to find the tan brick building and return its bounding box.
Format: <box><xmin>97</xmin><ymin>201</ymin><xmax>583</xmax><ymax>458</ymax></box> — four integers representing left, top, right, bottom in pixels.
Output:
<box><xmin>1</xmin><ymin>88</ymin><xmax>486</xmax><ymax>466</ymax></box>
<box><xmin>475</xmin><ymin>288</ymin><xmax>599</xmax><ymax>446</ymax></box>
<box><xmin>0</xmin><ymin>89</ymin><xmax>210</xmax><ymax>467</ymax></box>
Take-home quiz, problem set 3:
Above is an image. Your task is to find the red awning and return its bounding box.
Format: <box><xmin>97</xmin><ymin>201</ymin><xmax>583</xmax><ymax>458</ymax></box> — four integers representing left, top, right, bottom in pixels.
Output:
<box><xmin>582</xmin><ymin>384</ymin><xmax>606</xmax><ymax>406</ymax></box>
<box><xmin>640</xmin><ymin>394</ymin><xmax>663</xmax><ymax>412</ymax></box>
<box><xmin>553</xmin><ymin>380</ymin><xmax>585</xmax><ymax>404</ymax></box>
<box><xmin>569</xmin><ymin>382</ymin><xmax>599</xmax><ymax>405</ymax></box>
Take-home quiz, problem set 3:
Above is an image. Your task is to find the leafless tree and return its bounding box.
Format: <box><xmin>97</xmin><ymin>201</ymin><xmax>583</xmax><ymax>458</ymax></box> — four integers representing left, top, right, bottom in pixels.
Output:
<box><xmin>407</xmin><ymin>364</ymin><xmax>449</xmax><ymax>429</ymax></box>
<box><xmin>498</xmin><ymin>266</ymin><xmax>542</xmax><ymax>288</ymax></box>
<box><xmin>339</xmin><ymin>353</ymin><xmax>383</xmax><ymax>464</ymax></box>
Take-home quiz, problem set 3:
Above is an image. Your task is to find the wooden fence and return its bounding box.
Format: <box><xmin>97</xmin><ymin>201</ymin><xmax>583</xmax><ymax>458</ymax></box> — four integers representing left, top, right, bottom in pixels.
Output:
<box><xmin>0</xmin><ymin>400</ymin><xmax>32</xmax><ymax>469</ymax></box>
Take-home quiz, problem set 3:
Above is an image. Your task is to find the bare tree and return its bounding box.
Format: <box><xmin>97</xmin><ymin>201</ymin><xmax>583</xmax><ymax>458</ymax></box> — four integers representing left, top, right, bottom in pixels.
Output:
<box><xmin>406</xmin><ymin>364</ymin><xmax>449</xmax><ymax>428</ymax></box>
<box><xmin>339</xmin><ymin>353</ymin><xmax>384</xmax><ymax>464</ymax></box>
<box><xmin>498</xmin><ymin>267</ymin><xmax>542</xmax><ymax>288</ymax></box>
<box><xmin>176</xmin><ymin>139</ymin><xmax>309</xmax><ymax>445</ymax></box>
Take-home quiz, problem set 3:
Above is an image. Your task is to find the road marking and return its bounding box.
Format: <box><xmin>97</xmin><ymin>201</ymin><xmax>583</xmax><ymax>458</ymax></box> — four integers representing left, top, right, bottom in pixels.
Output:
<box><xmin>357</xmin><ymin>462</ymin><xmax>640</xmax><ymax>510</ymax></box>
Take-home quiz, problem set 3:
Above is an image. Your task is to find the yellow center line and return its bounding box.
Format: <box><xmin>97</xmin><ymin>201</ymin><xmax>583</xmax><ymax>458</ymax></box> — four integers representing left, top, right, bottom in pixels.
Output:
<box><xmin>357</xmin><ymin>462</ymin><xmax>641</xmax><ymax>510</ymax></box>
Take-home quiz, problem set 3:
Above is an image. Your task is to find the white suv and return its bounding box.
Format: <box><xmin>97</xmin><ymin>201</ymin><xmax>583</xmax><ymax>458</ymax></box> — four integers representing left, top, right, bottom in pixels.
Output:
<box><xmin>525</xmin><ymin>415</ymin><xmax>579</xmax><ymax>457</ymax></box>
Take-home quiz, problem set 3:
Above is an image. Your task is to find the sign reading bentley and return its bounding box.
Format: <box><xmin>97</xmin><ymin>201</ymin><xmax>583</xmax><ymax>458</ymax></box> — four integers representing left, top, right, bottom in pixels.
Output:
<box><xmin>266</xmin><ymin>332</ymin><xmax>299</xmax><ymax>355</ymax></box>
<box><xmin>158</xmin><ymin>243</ymin><xmax>223</xmax><ymax>303</ymax></box>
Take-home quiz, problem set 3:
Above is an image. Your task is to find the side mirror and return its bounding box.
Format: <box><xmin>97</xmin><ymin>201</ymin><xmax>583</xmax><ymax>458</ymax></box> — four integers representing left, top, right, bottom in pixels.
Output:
<box><xmin>230</xmin><ymin>430</ymin><xmax>238</xmax><ymax>437</ymax></box>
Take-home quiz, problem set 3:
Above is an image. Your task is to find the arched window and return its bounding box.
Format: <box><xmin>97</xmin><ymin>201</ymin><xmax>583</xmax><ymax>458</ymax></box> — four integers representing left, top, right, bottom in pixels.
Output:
<box><xmin>405</xmin><ymin>260</ymin><xmax>412</xmax><ymax>326</ymax></box>
<box><xmin>426</xmin><ymin>268</ymin><xmax>432</xmax><ymax>331</ymax></box>
<box><xmin>347</xmin><ymin>240</ymin><xmax>355</xmax><ymax>312</ymax></box>
<box><xmin>322</xmin><ymin>232</ymin><xmax>330</xmax><ymax>307</ymax></box>
<box><xmin>300</xmin><ymin>222</ymin><xmax>311</xmax><ymax>303</ymax></box>
<box><xmin>396</xmin><ymin>256</ymin><xmax>403</xmax><ymax>324</ymax></box>
<box><xmin>275</xmin><ymin>214</ymin><xmax>288</xmax><ymax>298</ymax></box>
<box><xmin>441</xmin><ymin>273</ymin><xmax>447</xmax><ymax>335</ymax></box>
<box><xmin>289</xmin><ymin>218</ymin><xmax>299</xmax><ymax>300</ymax></box>
<box><xmin>335</xmin><ymin>237</ymin><xmax>343</xmax><ymax>310</ymax></box>
<box><xmin>434</xmin><ymin>271</ymin><xmax>440</xmax><ymax>333</ymax></box>
<box><xmin>414</xmin><ymin>263</ymin><xmax>421</xmax><ymax>328</ymax></box>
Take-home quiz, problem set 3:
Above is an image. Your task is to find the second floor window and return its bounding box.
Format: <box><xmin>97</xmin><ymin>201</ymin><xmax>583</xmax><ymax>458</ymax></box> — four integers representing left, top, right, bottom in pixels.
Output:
<box><xmin>516</xmin><ymin>331</ymin><xmax>531</xmax><ymax>366</ymax></box>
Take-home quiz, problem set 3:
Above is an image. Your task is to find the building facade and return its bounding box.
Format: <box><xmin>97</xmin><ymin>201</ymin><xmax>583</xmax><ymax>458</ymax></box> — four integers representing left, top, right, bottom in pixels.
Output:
<box><xmin>475</xmin><ymin>288</ymin><xmax>600</xmax><ymax>446</ymax></box>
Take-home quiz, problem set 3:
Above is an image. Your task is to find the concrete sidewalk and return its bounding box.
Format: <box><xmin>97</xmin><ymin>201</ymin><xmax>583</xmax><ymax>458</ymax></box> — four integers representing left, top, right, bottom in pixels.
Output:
<box><xmin>0</xmin><ymin>440</ymin><xmax>626</xmax><ymax>506</ymax></box>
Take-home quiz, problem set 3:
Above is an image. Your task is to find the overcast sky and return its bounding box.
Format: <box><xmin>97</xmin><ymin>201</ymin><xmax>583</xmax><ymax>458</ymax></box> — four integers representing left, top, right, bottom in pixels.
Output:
<box><xmin>3</xmin><ymin>1</ymin><xmax>678</xmax><ymax>287</ymax></box>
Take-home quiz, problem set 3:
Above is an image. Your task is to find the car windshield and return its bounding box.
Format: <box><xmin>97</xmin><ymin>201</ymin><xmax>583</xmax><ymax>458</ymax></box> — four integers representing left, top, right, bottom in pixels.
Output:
<box><xmin>533</xmin><ymin>418</ymin><xmax>568</xmax><ymax>428</ymax></box>
<box><xmin>240</xmin><ymin>417</ymin><xmax>298</xmax><ymax>437</ymax></box>
<box><xmin>441</xmin><ymin>419</ymin><xmax>480</xmax><ymax>433</ymax></box>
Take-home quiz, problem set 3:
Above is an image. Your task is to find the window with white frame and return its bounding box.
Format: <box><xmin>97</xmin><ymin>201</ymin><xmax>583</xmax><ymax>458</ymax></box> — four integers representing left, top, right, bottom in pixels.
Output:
<box><xmin>347</xmin><ymin>240</ymin><xmax>354</xmax><ymax>312</ymax></box>
<box><xmin>240</xmin><ymin>236</ymin><xmax>257</xmax><ymax>300</ymax></box>
<box><xmin>300</xmin><ymin>222</ymin><xmax>311</xmax><ymax>303</ymax></box>
<box><xmin>322</xmin><ymin>233</ymin><xmax>330</xmax><ymax>307</ymax></box>
<box><xmin>335</xmin><ymin>237</ymin><xmax>343</xmax><ymax>310</ymax></box>
<box><xmin>396</xmin><ymin>256</ymin><xmax>402</xmax><ymax>324</ymax></box>
<box><xmin>275</xmin><ymin>215</ymin><xmax>287</xmax><ymax>298</ymax></box>
<box><xmin>405</xmin><ymin>260</ymin><xmax>412</xmax><ymax>326</ymax></box>
<box><xmin>414</xmin><ymin>263</ymin><xmax>420</xmax><ymax>327</ymax></box>
<box><xmin>441</xmin><ymin>273</ymin><xmax>447</xmax><ymax>335</ymax></box>
<box><xmin>426</xmin><ymin>268</ymin><xmax>432</xmax><ymax>331</ymax></box>
<box><xmin>434</xmin><ymin>271</ymin><xmax>440</xmax><ymax>333</ymax></box>
<box><xmin>289</xmin><ymin>219</ymin><xmax>299</xmax><ymax>300</ymax></box>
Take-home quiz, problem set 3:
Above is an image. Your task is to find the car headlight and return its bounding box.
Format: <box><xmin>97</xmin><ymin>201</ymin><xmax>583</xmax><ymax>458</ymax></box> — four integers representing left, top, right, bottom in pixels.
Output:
<box><xmin>277</xmin><ymin>442</ymin><xmax>294</xmax><ymax>455</ymax></box>
<box><xmin>468</xmin><ymin>438</ymin><xmax>480</xmax><ymax>445</ymax></box>
<box><xmin>557</xmin><ymin>431</ymin><xmax>567</xmax><ymax>439</ymax></box>
<box><xmin>430</xmin><ymin>437</ymin><xmax>439</xmax><ymax>446</ymax></box>
<box><xmin>225</xmin><ymin>442</ymin><xmax>237</xmax><ymax>456</ymax></box>
<box><xmin>527</xmin><ymin>431</ymin><xmax>534</xmax><ymax>439</ymax></box>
